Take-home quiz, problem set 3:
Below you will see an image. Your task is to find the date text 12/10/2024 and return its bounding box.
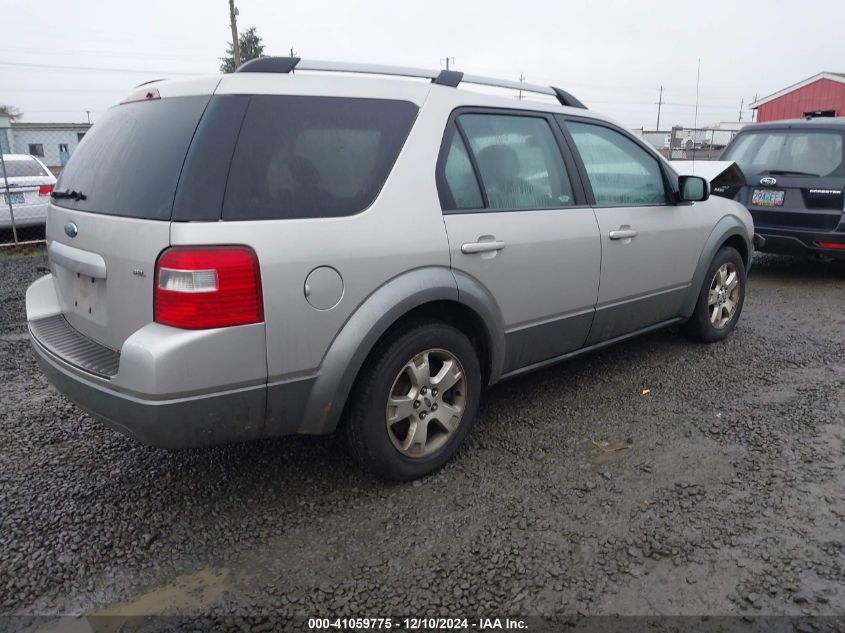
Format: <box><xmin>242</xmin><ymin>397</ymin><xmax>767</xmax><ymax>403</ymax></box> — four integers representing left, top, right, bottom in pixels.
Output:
<box><xmin>307</xmin><ymin>617</ymin><xmax>528</xmax><ymax>630</ymax></box>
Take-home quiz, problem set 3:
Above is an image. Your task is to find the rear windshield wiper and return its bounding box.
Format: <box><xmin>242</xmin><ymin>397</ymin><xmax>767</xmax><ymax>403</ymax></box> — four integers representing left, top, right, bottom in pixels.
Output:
<box><xmin>50</xmin><ymin>189</ymin><xmax>87</xmax><ymax>201</ymax></box>
<box><xmin>763</xmin><ymin>169</ymin><xmax>819</xmax><ymax>177</ymax></box>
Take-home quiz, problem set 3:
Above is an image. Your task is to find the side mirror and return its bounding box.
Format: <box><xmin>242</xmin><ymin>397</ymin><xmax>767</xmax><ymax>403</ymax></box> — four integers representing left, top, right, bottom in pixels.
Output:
<box><xmin>678</xmin><ymin>175</ymin><xmax>710</xmax><ymax>202</ymax></box>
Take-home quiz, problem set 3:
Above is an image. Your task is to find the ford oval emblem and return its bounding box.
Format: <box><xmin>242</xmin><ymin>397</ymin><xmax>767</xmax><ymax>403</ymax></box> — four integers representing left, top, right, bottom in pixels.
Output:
<box><xmin>760</xmin><ymin>176</ymin><xmax>777</xmax><ymax>186</ymax></box>
<box><xmin>64</xmin><ymin>221</ymin><xmax>78</xmax><ymax>238</ymax></box>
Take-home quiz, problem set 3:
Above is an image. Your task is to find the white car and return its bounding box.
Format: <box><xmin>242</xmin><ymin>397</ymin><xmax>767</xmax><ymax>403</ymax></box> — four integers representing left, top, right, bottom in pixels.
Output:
<box><xmin>1</xmin><ymin>154</ymin><xmax>57</xmax><ymax>229</ymax></box>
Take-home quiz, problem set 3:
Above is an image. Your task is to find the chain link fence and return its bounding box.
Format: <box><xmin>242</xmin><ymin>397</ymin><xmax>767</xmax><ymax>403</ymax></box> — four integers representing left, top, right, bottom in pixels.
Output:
<box><xmin>1</xmin><ymin>123</ymin><xmax>91</xmax><ymax>246</ymax></box>
<box><xmin>632</xmin><ymin>125</ymin><xmax>742</xmax><ymax>162</ymax></box>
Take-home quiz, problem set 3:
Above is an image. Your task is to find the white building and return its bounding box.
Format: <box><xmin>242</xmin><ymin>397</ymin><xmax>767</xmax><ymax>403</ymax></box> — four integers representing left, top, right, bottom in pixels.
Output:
<box><xmin>0</xmin><ymin>117</ymin><xmax>92</xmax><ymax>174</ymax></box>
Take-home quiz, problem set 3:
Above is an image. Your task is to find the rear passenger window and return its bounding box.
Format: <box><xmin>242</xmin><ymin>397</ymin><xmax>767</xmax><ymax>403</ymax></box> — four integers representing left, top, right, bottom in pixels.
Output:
<box><xmin>565</xmin><ymin>121</ymin><xmax>668</xmax><ymax>206</ymax></box>
<box><xmin>458</xmin><ymin>114</ymin><xmax>575</xmax><ymax>210</ymax></box>
<box><xmin>442</xmin><ymin>132</ymin><xmax>483</xmax><ymax>210</ymax></box>
<box><xmin>222</xmin><ymin>96</ymin><xmax>418</xmax><ymax>220</ymax></box>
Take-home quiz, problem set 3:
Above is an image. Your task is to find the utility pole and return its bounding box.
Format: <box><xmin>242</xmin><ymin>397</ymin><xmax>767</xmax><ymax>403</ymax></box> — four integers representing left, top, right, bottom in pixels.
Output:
<box><xmin>290</xmin><ymin>47</ymin><xmax>297</xmax><ymax>57</ymax></box>
<box><xmin>692</xmin><ymin>59</ymin><xmax>701</xmax><ymax>165</ymax></box>
<box><xmin>228</xmin><ymin>0</ymin><xmax>241</xmax><ymax>70</ymax></box>
<box><xmin>655</xmin><ymin>85</ymin><xmax>664</xmax><ymax>131</ymax></box>
<box><xmin>738</xmin><ymin>97</ymin><xmax>744</xmax><ymax>122</ymax></box>
<box><xmin>85</xmin><ymin>110</ymin><xmax>90</xmax><ymax>124</ymax></box>
<box><xmin>441</xmin><ymin>57</ymin><xmax>454</xmax><ymax>71</ymax></box>
<box><xmin>751</xmin><ymin>93</ymin><xmax>758</xmax><ymax>122</ymax></box>
<box><xmin>517</xmin><ymin>73</ymin><xmax>526</xmax><ymax>100</ymax></box>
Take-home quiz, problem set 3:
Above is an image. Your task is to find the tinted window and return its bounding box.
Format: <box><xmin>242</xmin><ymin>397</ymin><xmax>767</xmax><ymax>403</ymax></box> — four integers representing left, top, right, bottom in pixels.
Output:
<box><xmin>222</xmin><ymin>96</ymin><xmax>418</xmax><ymax>220</ymax></box>
<box><xmin>0</xmin><ymin>157</ymin><xmax>48</xmax><ymax>178</ymax></box>
<box><xmin>721</xmin><ymin>130</ymin><xmax>844</xmax><ymax>177</ymax></box>
<box><xmin>442</xmin><ymin>132</ymin><xmax>483</xmax><ymax>210</ymax></box>
<box><xmin>459</xmin><ymin>114</ymin><xmax>574</xmax><ymax>210</ymax></box>
<box><xmin>28</xmin><ymin>144</ymin><xmax>44</xmax><ymax>157</ymax></box>
<box><xmin>566</xmin><ymin>121</ymin><xmax>668</xmax><ymax>206</ymax></box>
<box><xmin>53</xmin><ymin>95</ymin><xmax>210</xmax><ymax>219</ymax></box>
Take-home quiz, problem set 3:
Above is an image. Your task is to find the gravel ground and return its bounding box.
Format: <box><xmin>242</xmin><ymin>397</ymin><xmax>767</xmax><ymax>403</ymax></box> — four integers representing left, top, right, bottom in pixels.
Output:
<box><xmin>1</xmin><ymin>250</ymin><xmax>844</xmax><ymax>631</ymax></box>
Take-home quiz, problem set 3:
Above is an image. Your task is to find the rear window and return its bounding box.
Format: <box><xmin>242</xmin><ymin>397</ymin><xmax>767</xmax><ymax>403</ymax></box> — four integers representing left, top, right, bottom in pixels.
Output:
<box><xmin>221</xmin><ymin>96</ymin><xmax>418</xmax><ymax>220</ymax></box>
<box><xmin>53</xmin><ymin>95</ymin><xmax>210</xmax><ymax>219</ymax></box>
<box><xmin>0</xmin><ymin>157</ymin><xmax>48</xmax><ymax>178</ymax></box>
<box><xmin>722</xmin><ymin>130</ymin><xmax>845</xmax><ymax>177</ymax></box>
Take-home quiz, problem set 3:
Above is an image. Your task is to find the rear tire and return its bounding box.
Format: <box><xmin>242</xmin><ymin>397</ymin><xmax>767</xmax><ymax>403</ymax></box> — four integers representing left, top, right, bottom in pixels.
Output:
<box><xmin>685</xmin><ymin>246</ymin><xmax>746</xmax><ymax>343</ymax></box>
<box><xmin>344</xmin><ymin>320</ymin><xmax>481</xmax><ymax>481</ymax></box>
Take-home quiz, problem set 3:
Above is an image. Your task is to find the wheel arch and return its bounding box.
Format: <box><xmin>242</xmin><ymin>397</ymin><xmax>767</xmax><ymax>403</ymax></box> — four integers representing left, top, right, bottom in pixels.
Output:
<box><xmin>681</xmin><ymin>215</ymin><xmax>752</xmax><ymax>319</ymax></box>
<box><xmin>296</xmin><ymin>267</ymin><xmax>505</xmax><ymax>435</ymax></box>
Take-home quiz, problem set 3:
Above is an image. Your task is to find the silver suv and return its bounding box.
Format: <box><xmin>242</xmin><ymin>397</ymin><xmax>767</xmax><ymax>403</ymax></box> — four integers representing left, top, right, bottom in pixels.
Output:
<box><xmin>26</xmin><ymin>58</ymin><xmax>756</xmax><ymax>480</ymax></box>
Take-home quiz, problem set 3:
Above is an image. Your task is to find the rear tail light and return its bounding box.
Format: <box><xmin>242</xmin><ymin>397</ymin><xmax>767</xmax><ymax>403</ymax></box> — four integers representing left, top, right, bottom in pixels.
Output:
<box><xmin>818</xmin><ymin>242</ymin><xmax>845</xmax><ymax>250</ymax></box>
<box><xmin>154</xmin><ymin>246</ymin><xmax>263</xmax><ymax>329</ymax></box>
<box><xmin>38</xmin><ymin>184</ymin><xmax>54</xmax><ymax>196</ymax></box>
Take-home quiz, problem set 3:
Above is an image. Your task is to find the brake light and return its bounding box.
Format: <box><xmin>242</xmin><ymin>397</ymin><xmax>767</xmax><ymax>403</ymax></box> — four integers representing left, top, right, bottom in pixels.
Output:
<box><xmin>121</xmin><ymin>86</ymin><xmax>161</xmax><ymax>105</ymax></box>
<box><xmin>818</xmin><ymin>242</ymin><xmax>845</xmax><ymax>250</ymax></box>
<box><xmin>154</xmin><ymin>246</ymin><xmax>263</xmax><ymax>329</ymax></box>
<box><xmin>38</xmin><ymin>184</ymin><xmax>54</xmax><ymax>196</ymax></box>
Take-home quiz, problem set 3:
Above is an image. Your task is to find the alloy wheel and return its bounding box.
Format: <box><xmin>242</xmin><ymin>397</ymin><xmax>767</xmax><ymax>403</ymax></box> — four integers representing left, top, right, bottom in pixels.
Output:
<box><xmin>385</xmin><ymin>348</ymin><xmax>467</xmax><ymax>458</ymax></box>
<box><xmin>708</xmin><ymin>262</ymin><xmax>741</xmax><ymax>329</ymax></box>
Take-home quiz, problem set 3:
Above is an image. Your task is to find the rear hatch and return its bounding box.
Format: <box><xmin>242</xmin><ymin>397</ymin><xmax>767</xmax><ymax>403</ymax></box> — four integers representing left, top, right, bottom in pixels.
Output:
<box><xmin>46</xmin><ymin>80</ymin><xmax>219</xmax><ymax>350</ymax></box>
<box><xmin>719</xmin><ymin>126</ymin><xmax>845</xmax><ymax>231</ymax></box>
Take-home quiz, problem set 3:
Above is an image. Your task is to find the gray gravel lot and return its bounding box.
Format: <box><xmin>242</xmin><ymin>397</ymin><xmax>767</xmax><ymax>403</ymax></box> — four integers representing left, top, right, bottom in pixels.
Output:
<box><xmin>1</xmin><ymin>250</ymin><xmax>844</xmax><ymax>630</ymax></box>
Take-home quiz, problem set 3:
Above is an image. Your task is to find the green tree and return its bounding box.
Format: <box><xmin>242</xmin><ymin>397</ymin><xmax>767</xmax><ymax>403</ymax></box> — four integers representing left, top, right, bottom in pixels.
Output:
<box><xmin>220</xmin><ymin>26</ymin><xmax>265</xmax><ymax>73</ymax></box>
<box><xmin>0</xmin><ymin>105</ymin><xmax>22</xmax><ymax>121</ymax></box>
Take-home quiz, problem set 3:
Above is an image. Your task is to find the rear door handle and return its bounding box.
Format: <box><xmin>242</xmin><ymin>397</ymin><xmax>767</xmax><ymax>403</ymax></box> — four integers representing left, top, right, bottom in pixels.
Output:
<box><xmin>461</xmin><ymin>240</ymin><xmax>506</xmax><ymax>254</ymax></box>
<box><xmin>608</xmin><ymin>228</ymin><xmax>638</xmax><ymax>240</ymax></box>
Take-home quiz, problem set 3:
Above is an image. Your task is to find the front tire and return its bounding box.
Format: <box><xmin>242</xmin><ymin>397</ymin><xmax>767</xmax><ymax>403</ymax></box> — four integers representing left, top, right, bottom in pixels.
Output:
<box><xmin>344</xmin><ymin>321</ymin><xmax>482</xmax><ymax>481</ymax></box>
<box><xmin>685</xmin><ymin>246</ymin><xmax>746</xmax><ymax>343</ymax></box>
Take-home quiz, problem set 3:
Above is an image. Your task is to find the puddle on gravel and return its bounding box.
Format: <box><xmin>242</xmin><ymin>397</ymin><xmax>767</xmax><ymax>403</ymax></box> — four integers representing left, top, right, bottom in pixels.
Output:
<box><xmin>590</xmin><ymin>438</ymin><xmax>633</xmax><ymax>465</ymax></box>
<box><xmin>34</xmin><ymin>566</ymin><xmax>237</xmax><ymax>633</ymax></box>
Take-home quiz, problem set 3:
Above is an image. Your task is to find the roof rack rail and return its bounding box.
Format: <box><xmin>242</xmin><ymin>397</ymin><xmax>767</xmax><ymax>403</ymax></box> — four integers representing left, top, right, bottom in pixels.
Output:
<box><xmin>235</xmin><ymin>57</ymin><xmax>587</xmax><ymax>109</ymax></box>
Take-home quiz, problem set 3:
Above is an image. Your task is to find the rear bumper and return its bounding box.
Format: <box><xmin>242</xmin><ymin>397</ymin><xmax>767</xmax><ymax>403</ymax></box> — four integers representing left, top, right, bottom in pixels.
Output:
<box><xmin>26</xmin><ymin>272</ymin><xmax>273</xmax><ymax>448</ymax></box>
<box><xmin>754</xmin><ymin>225</ymin><xmax>845</xmax><ymax>260</ymax></box>
<box><xmin>30</xmin><ymin>334</ymin><xmax>267</xmax><ymax>448</ymax></box>
<box><xmin>0</xmin><ymin>201</ymin><xmax>48</xmax><ymax>228</ymax></box>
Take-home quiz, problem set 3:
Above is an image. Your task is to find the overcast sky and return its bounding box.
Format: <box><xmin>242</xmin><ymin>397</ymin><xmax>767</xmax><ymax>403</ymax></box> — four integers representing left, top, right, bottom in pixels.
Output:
<box><xmin>1</xmin><ymin>0</ymin><xmax>843</xmax><ymax>129</ymax></box>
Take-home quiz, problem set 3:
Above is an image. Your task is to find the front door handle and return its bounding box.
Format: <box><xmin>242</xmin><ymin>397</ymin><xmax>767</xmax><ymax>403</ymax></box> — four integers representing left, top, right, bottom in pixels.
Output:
<box><xmin>609</xmin><ymin>228</ymin><xmax>638</xmax><ymax>240</ymax></box>
<box><xmin>461</xmin><ymin>240</ymin><xmax>506</xmax><ymax>254</ymax></box>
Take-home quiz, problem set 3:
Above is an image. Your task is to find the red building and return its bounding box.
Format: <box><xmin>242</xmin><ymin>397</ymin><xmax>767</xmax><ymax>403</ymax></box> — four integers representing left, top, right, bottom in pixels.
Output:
<box><xmin>751</xmin><ymin>72</ymin><xmax>845</xmax><ymax>122</ymax></box>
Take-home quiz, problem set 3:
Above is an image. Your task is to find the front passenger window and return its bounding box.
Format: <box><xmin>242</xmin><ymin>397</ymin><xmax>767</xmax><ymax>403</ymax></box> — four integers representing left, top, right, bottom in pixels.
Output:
<box><xmin>566</xmin><ymin>121</ymin><xmax>668</xmax><ymax>206</ymax></box>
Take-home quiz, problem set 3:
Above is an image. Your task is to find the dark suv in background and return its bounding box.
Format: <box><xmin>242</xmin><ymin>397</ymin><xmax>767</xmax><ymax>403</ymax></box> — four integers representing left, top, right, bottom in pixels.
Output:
<box><xmin>719</xmin><ymin>117</ymin><xmax>845</xmax><ymax>260</ymax></box>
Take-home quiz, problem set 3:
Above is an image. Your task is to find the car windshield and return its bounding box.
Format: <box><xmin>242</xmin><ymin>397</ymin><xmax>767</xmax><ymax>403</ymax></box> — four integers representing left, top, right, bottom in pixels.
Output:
<box><xmin>722</xmin><ymin>130</ymin><xmax>845</xmax><ymax>177</ymax></box>
<box><xmin>0</xmin><ymin>157</ymin><xmax>49</xmax><ymax>178</ymax></box>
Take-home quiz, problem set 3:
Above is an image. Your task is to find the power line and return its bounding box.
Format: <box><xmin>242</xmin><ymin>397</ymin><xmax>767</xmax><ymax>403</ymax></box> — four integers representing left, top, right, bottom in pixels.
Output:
<box><xmin>0</xmin><ymin>45</ymin><xmax>215</xmax><ymax>62</ymax></box>
<box><xmin>0</xmin><ymin>61</ymin><xmax>207</xmax><ymax>75</ymax></box>
<box><xmin>0</xmin><ymin>87</ymin><xmax>125</xmax><ymax>93</ymax></box>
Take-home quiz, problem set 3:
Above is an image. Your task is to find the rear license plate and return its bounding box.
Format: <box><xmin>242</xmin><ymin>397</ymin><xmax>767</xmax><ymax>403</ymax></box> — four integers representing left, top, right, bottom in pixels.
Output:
<box><xmin>751</xmin><ymin>189</ymin><xmax>785</xmax><ymax>207</ymax></box>
<box><xmin>2</xmin><ymin>192</ymin><xmax>25</xmax><ymax>205</ymax></box>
